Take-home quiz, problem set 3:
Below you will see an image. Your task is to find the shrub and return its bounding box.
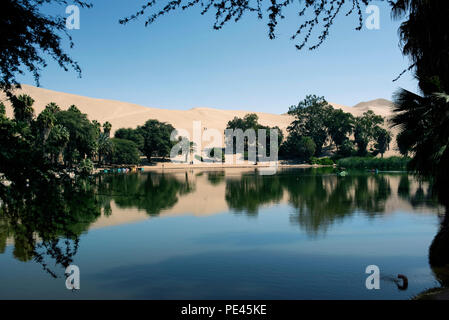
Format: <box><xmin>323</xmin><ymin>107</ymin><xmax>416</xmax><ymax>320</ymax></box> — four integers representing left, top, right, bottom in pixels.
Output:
<box><xmin>109</xmin><ymin>138</ymin><xmax>140</xmax><ymax>165</ymax></box>
<box><xmin>336</xmin><ymin>156</ymin><xmax>410</xmax><ymax>170</ymax></box>
<box><xmin>311</xmin><ymin>157</ymin><xmax>334</xmax><ymax>165</ymax></box>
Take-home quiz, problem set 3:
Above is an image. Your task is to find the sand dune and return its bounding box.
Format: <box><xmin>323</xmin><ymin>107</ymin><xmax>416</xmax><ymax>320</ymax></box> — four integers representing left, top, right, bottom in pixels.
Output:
<box><xmin>2</xmin><ymin>84</ymin><xmax>398</xmax><ymax>155</ymax></box>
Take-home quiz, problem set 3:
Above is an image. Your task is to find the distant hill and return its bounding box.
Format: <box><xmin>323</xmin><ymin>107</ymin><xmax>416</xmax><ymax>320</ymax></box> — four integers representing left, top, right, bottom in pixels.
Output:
<box><xmin>2</xmin><ymin>85</ymin><xmax>398</xmax><ymax>155</ymax></box>
<box><xmin>352</xmin><ymin>98</ymin><xmax>394</xmax><ymax>117</ymax></box>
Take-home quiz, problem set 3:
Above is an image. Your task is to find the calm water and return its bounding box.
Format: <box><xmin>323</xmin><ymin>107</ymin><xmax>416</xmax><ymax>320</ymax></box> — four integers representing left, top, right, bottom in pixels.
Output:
<box><xmin>0</xmin><ymin>168</ymin><xmax>447</xmax><ymax>299</ymax></box>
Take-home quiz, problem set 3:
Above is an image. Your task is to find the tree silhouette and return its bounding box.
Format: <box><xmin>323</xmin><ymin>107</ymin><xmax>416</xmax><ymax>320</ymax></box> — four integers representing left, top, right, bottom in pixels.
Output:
<box><xmin>0</xmin><ymin>0</ymin><xmax>92</xmax><ymax>92</ymax></box>
<box><xmin>122</xmin><ymin>0</ymin><xmax>375</xmax><ymax>51</ymax></box>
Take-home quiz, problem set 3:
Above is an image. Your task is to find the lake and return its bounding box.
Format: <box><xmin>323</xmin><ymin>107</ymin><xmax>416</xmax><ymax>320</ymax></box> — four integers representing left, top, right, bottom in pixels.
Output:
<box><xmin>0</xmin><ymin>168</ymin><xmax>447</xmax><ymax>299</ymax></box>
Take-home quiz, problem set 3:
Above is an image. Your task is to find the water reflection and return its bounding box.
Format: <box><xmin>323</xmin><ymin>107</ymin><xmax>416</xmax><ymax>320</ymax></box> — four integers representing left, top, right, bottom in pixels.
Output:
<box><xmin>0</xmin><ymin>168</ymin><xmax>448</xmax><ymax>298</ymax></box>
<box><xmin>97</xmin><ymin>172</ymin><xmax>195</xmax><ymax>216</ymax></box>
<box><xmin>0</xmin><ymin>179</ymin><xmax>101</xmax><ymax>277</ymax></box>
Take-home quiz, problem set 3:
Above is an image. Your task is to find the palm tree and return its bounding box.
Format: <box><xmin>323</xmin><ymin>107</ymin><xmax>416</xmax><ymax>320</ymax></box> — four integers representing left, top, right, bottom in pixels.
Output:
<box><xmin>392</xmin><ymin>1</ymin><xmax>449</xmax><ymax>92</ymax></box>
<box><xmin>391</xmin><ymin>89</ymin><xmax>449</xmax><ymax>187</ymax></box>
<box><xmin>389</xmin><ymin>1</ymin><xmax>449</xmax><ymax>186</ymax></box>
<box><xmin>46</xmin><ymin>124</ymin><xmax>70</xmax><ymax>164</ymax></box>
<box><xmin>36</xmin><ymin>103</ymin><xmax>59</xmax><ymax>143</ymax></box>
<box><xmin>97</xmin><ymin>132</ymin><xmax>113</xmax><ymax>164</ymax></box>
<box><xmin>11</xmin><ymin>94</ymin><xmax>34</xmax><ymax>124</ymax></box>
<box><xmin>103</xmin><ymin>121</ymin><xmax>112</xmax><ymax>138</ymax></box>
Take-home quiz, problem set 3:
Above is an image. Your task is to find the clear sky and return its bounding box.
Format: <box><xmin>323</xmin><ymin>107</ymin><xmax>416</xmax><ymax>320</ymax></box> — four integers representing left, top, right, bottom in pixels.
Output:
<box><xmin>18</xmin><ymin>0</ymin><xmax>418</xmax><ymax>114</ymax></box>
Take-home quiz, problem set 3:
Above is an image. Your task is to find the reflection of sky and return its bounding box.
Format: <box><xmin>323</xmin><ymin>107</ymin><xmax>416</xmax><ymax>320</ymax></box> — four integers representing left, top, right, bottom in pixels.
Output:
<box><xmin>0</xmin><ymin>203</ymin><xmax>440</xmax><ymax>299</ymax></box>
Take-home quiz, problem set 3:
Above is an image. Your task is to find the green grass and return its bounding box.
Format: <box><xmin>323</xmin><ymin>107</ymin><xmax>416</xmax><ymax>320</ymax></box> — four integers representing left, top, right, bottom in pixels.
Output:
<box><xmin>310</xmin><ymin>157</ymin><xmax>334</xmax><ymax>165</ymax></box>
<box><xmin>336</xmin><ymin>156</ymin><xmax>410</xmax><ymax>170</ymax></box>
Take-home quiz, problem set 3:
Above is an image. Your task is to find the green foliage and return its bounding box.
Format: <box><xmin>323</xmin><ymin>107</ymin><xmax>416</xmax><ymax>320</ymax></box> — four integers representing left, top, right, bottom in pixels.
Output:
<box><xmin>35</xmin><ymin>102</ymin><xmax>59</xmax><ymax>143</ymax></box>
<box><xmin>0</xmin><ymin>0</ymin><xmax>92</xmax><ymax>92</ymax></box>
<box><xmin>103</xmin><ymin>121</ymin><xmax>112</xmax><ymax>138</ymax></box>
<box><xmin>226</xmin><ymin>113</ymin><xmax>283</xmax><ymax>159</ymax></box>
<box><xmin>327</xmin><ymin>109</ymin><xmax>354</xmax><ymax>150</ymax></box>
<box><xmin>0</xmin><ymin>102</ymin><xmax>5</xmax><ymax>117</ymax></box>
<box><xmin>55</xmin><ymin>107</ymin><xmax>99</xmax><ymax>166</ymax></box>
<box><xmin>109</xmin><ymin>138</ymin><xmax>141</xmax><ymax>165</ymax></box>
<box><xmin>392</xmin><ymin>89</ymin><xmax>449</xmax><ymax>193</ymax></box>
<box><xmin>310</xmin><ymin>157</ymin><xmax>334</xmax><ymax>165</ymax></box>
<box><xmin>114</xmin><ymin>127</ymin><xmax>145</xmax><ymax>152</ymax></box>
<box><xmin>77</xmin><ymin>159</ymin><xmax>94</xmax><ymax>176</ymax></box>
<box><xmin>0</xmin><ymin>178</ymin><xmax>101</xmax><ymax>275</ymax></box>
<box><xmin>97</xmin><ymin>132</ymin><xmax>113</xmax><ymax>164</ymax></box>
<box><xmin>11</xmin><ymin>94</ymin><xmax>35</xmax><ymax>124</ymax></box>
<box><xmin>280</xmin><ymin>134</ymin><xmax>316</xmax><ymax>162</ymax></box>
<box><xmin>373</xmin><ymin>127</ymin><xmax>392</xmax><ymax>157</ymax></box>
<box><xmin>123</xmin><ymin>1</ymin><xmax>376</xmax><ymax>53</ymax></box>
<box><xmin>287</xmin><ymin>95</ymin><xmax>333</xmax><ymax>156</ymax></box>
<box><xmin>97</xmin><ymin>172</ymin><xmax>195</xmax><ymax>216</ymax></box>
<box><xmin>336</xmin><ymin>157</ymin><xmax>410</xmax><ymax>170</ymax></box>
<box><xmin>354</xmin><ymin>110</ymin><xmax>384</xmax><ymax>156</ymax></box>
<box><xmin>336</xmin><ymin>139</ymin><xmax>356</xmax><ymax>158</ymax></box>
<box><xmin>283</xmin><ymin>96</ymin><xmax>390</xmax><ymax>161</ymax></box>
<box><xmin>140</xmin><ymin>119</ymin><xmax>176</xmax><ymax>161</ymax></box>
<box><xmin>45</xmin><ymin>124</ymin><xmax>70</xmax><ymax>164</ymax></box>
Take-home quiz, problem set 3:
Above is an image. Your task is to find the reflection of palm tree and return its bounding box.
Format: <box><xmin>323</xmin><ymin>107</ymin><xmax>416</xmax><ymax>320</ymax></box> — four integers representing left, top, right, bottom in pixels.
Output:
<box><xmin>0</xmin><ymin>178</ymin><xmax>102</xmax><ymax>278</ymax></box>
<box><xmin>97</xmin><ymin>172</ymin><xmax>195</xmax><ymax>216</ymax></box>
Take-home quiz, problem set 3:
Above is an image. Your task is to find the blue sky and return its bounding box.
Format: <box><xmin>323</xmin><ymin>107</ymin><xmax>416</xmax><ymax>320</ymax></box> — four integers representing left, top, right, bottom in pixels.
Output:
<box><xmin>18</xmin><ymin>0</ymin><xmax>418</xmax><ymax>113</ymax></box>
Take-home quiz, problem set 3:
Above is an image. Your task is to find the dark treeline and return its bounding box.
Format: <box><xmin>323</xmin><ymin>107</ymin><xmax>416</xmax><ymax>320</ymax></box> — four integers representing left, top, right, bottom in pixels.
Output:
<box><xmin>280</xmin><ymin>95</ymin><xmax>391</xmax><ymax>162</ymax></box>
<box><xmin>114</xmin><ymin>119</ymin><xmax>176</xmax><ymax>163</ymax></box>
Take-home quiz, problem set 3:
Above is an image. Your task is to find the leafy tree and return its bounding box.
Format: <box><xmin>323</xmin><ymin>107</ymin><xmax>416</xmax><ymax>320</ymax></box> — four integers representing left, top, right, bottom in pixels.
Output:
<box><xmin>140</xmin><ymin>119</ymin><xmax>176</xmax><ymax>161</ymax></box>
<box><xmin>353</xmin><ymin>110</ymin><xmax>384</xmax><ymax>156</ymax></box>
<box><xmin>114</xmin><ymin>127</ymin><xmax>145</xmax><ymax>152</ymax></box>
<box><xmin>45</xmin><ymin>124</ymin><xmax>70</xmax><ymax>164</ymax></box>
<box><xmin>374</xmin><ymin>127</ymin><xmax>392</xmax><ymax>158</ymax></box>
<box><xmin>337</xmin><ymin>139</ymin><xmax>355</xmax><ymax>158</ymax></box>
<box><xmin>280</xmin><ymin>134</ymin><xmax>316</xmax><ymax>162</ymax></box>
<box><xmin>287</xmin><ymin>95</ymin><xmax>333</xmax><ymax>156</ymax></box>
<box><xmin>0</xmin><ymin>0</ymin><xmax>92</xmax><ymax>92</ymax></box>
<box><xmin>226</xmin><ymin>113</ymin><xmax>283</xmax><ymax>159</ymax></box>
<box><xmin>122</xmin><ymin>1</ymin><xmax>376</xmax><ymax>52</ymax></box>
<box><xmin>108</xmin><ymin>138</ymin><xmax>140</xmax><ymax>165</ymax></box>
<box><xmin>327</xmin><ymin>109</ymin><xmax>354</xmax><ymax>153</ymax></box>
<box><xmin>55</xmin><ymin>106</ymin><xmax>98</xmax><ymax>166</ymax></box>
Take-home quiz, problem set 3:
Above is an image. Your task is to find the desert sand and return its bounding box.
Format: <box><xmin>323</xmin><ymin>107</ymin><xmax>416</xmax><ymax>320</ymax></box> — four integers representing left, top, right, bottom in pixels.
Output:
<box><xmin>2</xmin><ymin>84</ymin><xmax>398</xmax><ymax>156</ymax></box>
